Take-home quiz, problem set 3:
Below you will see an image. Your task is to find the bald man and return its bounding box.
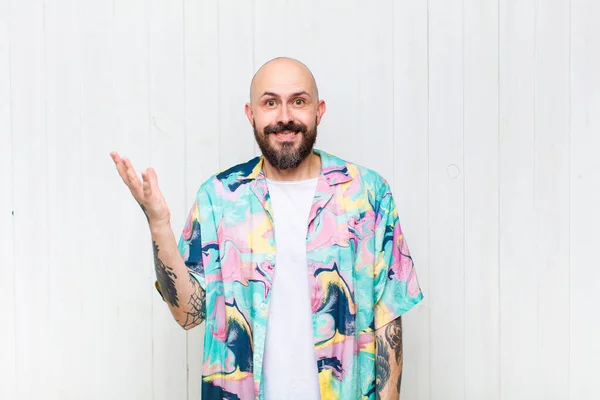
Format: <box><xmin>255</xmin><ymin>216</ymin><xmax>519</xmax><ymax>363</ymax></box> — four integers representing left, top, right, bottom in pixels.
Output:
<box><xmin>110</xmin><ymin>57</ymin><xmax>423</xmax><ymax>400</ymax></box>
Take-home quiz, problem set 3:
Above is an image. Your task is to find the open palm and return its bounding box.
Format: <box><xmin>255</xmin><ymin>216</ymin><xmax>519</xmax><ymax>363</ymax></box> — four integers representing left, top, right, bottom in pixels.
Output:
<box><xmin>109</xmin><ymin>152</ymin><xmax>171</xmax><ymax>226</ymax></box>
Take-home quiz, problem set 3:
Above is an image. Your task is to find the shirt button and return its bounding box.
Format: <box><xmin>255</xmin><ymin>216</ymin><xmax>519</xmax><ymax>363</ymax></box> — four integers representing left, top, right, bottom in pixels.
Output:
<box><xmin>260</xmin><ymin>303</ymin><xmax>267</xmax><ymax>310</ymax></box>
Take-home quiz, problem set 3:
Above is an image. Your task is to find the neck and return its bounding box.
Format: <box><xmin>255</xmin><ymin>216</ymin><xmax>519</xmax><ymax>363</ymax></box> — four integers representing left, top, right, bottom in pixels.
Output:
<box><xmin>263</xmin><ymin>152</ymin><xmax>321</xmax><ymax>182</ymax></box>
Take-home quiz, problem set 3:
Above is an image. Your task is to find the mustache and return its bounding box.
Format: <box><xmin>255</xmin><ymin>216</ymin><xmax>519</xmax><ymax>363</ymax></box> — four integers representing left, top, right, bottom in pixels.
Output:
<box><xmin>263</xmin><ymin>121</ymin><xmax>308</xmax><ymax>135</ymax></box>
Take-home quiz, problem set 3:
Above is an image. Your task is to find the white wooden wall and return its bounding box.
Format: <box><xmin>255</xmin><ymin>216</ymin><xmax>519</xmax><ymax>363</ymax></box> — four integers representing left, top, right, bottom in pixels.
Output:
<box><xmin>0</xmin><ymin>0</ymin><xmax>598</xmax><ymax>399</ymax></box>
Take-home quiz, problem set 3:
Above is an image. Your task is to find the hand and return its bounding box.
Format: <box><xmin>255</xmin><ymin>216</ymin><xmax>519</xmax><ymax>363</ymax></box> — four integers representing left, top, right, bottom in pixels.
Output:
<box><xmin>110</xmin><ymin>152</ymin><xmax>171</xmax><ymax>227</ymax></box>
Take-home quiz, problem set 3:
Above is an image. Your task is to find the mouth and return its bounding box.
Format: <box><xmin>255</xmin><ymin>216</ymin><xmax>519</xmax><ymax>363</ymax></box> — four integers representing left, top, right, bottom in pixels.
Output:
<box><xmin>272</xmin><ymin>130</ymin><xmax>299</xmax><ymax>141</ymax></box>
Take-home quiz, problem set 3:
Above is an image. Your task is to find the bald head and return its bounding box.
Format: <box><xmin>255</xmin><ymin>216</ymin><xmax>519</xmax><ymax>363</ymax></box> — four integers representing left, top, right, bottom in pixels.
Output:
<box><xmin>249</xmin><ymin>57</ymin><xmax>319</xmax><ymax>104</ymax></box>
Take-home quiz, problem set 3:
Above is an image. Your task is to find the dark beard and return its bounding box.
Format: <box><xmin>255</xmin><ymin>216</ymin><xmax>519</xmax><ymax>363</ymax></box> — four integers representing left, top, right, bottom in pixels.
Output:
<box><xmin>253</xmin><ymin>119</ymin><xmax>317</xmax><ymax>170</ymax></box>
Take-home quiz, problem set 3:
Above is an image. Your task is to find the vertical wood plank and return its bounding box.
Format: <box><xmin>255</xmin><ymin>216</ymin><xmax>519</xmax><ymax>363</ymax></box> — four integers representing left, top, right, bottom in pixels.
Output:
<box><xmin>308</xmin><ymin>0</ymin><xmax>360</xmax><ymax>162</ymax></box>
<box><xmin>253</xmin><ymin>0</ymin><xmax>288</xmax><ymax>62</ymax></box>
<box><xmin>392</xmin><ymin>1</ymin><xmax>430</xmax><ymax>399</ymax></box>
<box><xmin>0</xmin><ymin>1</ymin><xmax>16</xmax><ymax>398</ymax></box>
<box><xmin>280</xmin><ymin>0</ymin><xmax>320</xmax><ymax>75</ymax></box>
<box><xmin>183</xmin><ymin>0</ymin><xmax>220</xmax><ymax>397</ymax></box>
<box><xmin>570</xmin><ymin>0</ymin><xmax>600</xmax><ymax>398</ymax></box>
<box><xmin>110</xmin><ymin>0</ymin><xmax>155</xmax><ymax>398</ymax></box>
<box><xmin>44</xmin><ymin>0</ymin><xmax>84</xmax><ymax>397</ymax></box>
<box><xmin>9</xmin><ymin>0</ymin><xmax>51</xmax><ymax>398</ymax></box>
<box><xmin>218</xmin><ymin>0</ymin><xmax>255</xmax><ymax>169</ymax></box>
<box><xmin>428</xmin><ymin>0</ymin><xmax>466</xmax><ymax>397</ymax></box>
<box><xmin>355</xmin><ymin>0</ymin><xmax>394</xmax><ymax>181</ymax></box>
<box><xmin>80</xmin><ymin>1</ymin><xmax>115</xmax><ymax>395</ymax></box>
<box><xmin>498</xmin><ymin>0</ymin><xmax>538</xmax><ymax>398</ymax></box>
<box><xmin>463</xmin><ymin>0</ymin><xmax>500</xmax><ymax>398</ymax></box>
<box><xmin>149</xmin><ymin>1</ymin><xmax>188</xmax><ymax>399</ymax></box>
<box><xmin>81</xmin><ymin>1</ymin><xmax>154</xmax><ymax>397</ymax></box>
<box><xmin>534</xmin><ymin>0</ymin><xmax>571</xmax><ymax>398</ymax></box>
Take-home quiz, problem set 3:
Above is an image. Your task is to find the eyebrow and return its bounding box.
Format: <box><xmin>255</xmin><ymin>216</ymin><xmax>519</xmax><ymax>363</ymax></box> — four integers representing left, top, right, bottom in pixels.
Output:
<box><xmin>260</xmin><ymin>91</ymin><xmax>311</xmax><ymax>99</ymax></box>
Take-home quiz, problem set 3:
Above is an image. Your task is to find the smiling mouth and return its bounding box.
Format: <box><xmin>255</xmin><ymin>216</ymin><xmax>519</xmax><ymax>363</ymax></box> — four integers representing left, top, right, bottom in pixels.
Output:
<box><xmin>273</xmin><ymin>130</ymin><xmax>298</xmax><ymax>138</ymax></box>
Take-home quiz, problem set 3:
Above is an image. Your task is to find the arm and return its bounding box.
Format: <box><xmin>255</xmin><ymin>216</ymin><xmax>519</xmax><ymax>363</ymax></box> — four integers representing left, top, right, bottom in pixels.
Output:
<box><xmin>149</xmin><ymin>219</ymin><xmax>206</xmax><ymax>330</ymax></box>
<box><xmin>375</xmin><ymin>316</ymin><xmax>403</xmax><ymax>400</ymax></box>
<box><xmin>110</xmin><ymin>152</ymin><xmax>206</xmax><ymax>330</ymax></box>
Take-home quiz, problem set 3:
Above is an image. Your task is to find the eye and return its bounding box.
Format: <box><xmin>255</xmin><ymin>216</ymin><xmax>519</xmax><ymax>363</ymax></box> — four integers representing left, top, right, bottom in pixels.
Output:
<box><xmin>266</xmin><ymin>99</ymin><xmax>276</xmax><ymax>107</ymax></box>
<box><xmin>294</xmin><ymin>98</ymin><xmax>305</xmax><ymax>106</ymax></box>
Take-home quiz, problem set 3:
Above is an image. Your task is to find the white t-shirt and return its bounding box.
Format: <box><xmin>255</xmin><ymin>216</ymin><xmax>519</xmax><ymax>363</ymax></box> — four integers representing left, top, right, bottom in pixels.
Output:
<box><xmin>262</xmin><ymin>177</ymin><xmax>321</xmax><ymax>400</ymax></box>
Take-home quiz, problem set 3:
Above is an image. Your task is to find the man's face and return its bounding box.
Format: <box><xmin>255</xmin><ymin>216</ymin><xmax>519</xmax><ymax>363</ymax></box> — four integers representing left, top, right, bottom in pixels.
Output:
<box><xmin>245</xmin><ymin>60</ymin><xmax>326</xmax><ymax>170</ymax></box>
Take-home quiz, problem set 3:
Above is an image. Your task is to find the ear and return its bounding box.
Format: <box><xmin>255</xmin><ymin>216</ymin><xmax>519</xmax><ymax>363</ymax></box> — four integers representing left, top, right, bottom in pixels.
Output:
<box><xmin>316</xmin><ymin>100</ymin><xmax>327</xmax><ymax>125</ymax></box>
<box><xmin>244</xmin><ymin>103</ymin><xmax>254</xmax><ymax>126</ymax></box>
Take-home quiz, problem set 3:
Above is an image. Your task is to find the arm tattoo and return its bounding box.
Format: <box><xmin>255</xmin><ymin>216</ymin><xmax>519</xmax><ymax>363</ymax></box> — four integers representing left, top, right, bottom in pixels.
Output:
<box><xmin>153</xmin><ymin>240</ymin><xmax>179</xmax><ymax>307</ymax></box>
<box><xmin>386</xmin><ymin>318</ymin><xmax>403</xmax><ymax>394</ymax></box>
<box><xmin>375</xmin><ymin>335</ymin><xmax>391</xmax><ymax>394</ymax></box>
<box><xmin>385</xmin><ymin>317</ymin><xmax>403</xmax><ymax>365</ymax></box>
<box><xmin>375</xmin><ymin>318</ymin><xmax>403</xmax><ymax>398</ymax></box>
<box><xmin>138</xmin><ymin>202</ymin><xmax>150</xmax><ymax>223</ymax></box>
<box><xmin>182</xmin><ymin>275</ymin><xmax>206</xmax><ymax>329</ymax></box>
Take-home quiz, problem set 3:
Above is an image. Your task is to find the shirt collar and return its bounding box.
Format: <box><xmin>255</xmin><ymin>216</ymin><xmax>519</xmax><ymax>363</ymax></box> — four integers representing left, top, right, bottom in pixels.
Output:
<box><xmin>237</xmin><ymin>148</ymin><xmax>353</xmax><ymax>186</ymax></box>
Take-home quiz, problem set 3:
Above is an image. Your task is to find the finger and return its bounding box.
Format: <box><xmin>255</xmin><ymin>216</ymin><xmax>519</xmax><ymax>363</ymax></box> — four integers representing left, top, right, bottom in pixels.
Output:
<box><xmin>146</xmin><ymin>168</ymin><xmax>165</xmax><ymax>197</ymax></box>
<box><xmin>141</xmin><ymin>170</ymin><xmax>152</xmax><ymax>197</ymax></box>
<box><xmin>119</xmin><ymin>160</ymin><xmax>145</xmax><ymax>202</ymax></box>
<box><xmin>146</xmin><ymin>167</ymin><xmax>159</xmax><ymax>187</ymax></box>
<box><xmin>112</xmin><ymin>156</ymin><xmax>131</xmax><ymax>185</ymax></box>
<box><xmin>110</xmin><ymin>152</ymin><xmax>132</xmax><ymax>182</ymax></box>
<box><xmin>122</xmin><ymin>157</ymin><xmax>142</xmax><ymax>188</ymax></box>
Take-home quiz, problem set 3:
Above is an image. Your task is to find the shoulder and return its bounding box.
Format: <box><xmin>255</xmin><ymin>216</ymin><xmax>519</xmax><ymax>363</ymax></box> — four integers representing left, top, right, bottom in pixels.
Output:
<box><xmin>194</xmin><ymin>155</ymin><xmax>262</xmax><ymax>199</ymax></box>
<box><xmin>318</xmin><ymin>149</ymin><xmax>392</xmax><ymax>198</ymax></box>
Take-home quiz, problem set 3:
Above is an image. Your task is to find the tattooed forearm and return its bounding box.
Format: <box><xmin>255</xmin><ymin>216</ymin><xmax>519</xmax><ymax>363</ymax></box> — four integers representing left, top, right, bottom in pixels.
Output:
<box><xmin>153</xmin><ymin>240</ymin><xmax>179</xmax><ymax>307</ymax></box>
<box><xmin>375</xmin><ymin>335</ymin><xmax>391</xmax><ymax>394</ymax></box>
<box><xmin>385</xmin><ymin>317</ymin><xmax>403</xmax><ymax>366</ymax></box>
<box><xmin>182</xmin><ymin>275</ymin><xmax>206</xmax><ymax>329</ymax></box>
<box><xmin>146</xmin><ymin>219</ymin><xmax>203</xmax><ymax>330</ymax></box>
<box><xmin>376</xmin><ymin>317</ymin><xmax>403</xmax><ymax>399</ymax></box>
<box><xmin>386</xmin><ymin>318</ymin><xmax>403</xmax><ymax>395</ymax></box>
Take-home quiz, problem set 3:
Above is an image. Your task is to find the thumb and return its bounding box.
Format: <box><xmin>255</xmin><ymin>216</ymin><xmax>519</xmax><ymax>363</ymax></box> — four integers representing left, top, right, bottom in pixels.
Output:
<box><xmin>141</xmin><ymin>169</ymin><xmax>153</xmax><ymax>197</ymax></box>
<box><xmin>146</xmin><ymin>167</ymin><xmax>160</xmax><ymax>187</ymax></box>
<box><xmin>145</xmin><ymin>168</ymin><xmax>163</xmax><ymax>197</ymax></box>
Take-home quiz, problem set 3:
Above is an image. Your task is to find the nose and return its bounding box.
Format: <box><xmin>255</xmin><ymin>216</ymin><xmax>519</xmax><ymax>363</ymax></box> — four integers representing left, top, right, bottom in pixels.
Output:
<box><xmin>276</xmin><ymin>104</ymin><xmax>293</xmax><ymax>125</ymax></box>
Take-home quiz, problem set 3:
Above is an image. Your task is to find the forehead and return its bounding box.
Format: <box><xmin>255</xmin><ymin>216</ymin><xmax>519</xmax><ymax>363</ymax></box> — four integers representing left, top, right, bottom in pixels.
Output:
<box><xmin>252</xmin><ymin>61</ymin><xmax>315</xmax><ymax>98</ymax></box>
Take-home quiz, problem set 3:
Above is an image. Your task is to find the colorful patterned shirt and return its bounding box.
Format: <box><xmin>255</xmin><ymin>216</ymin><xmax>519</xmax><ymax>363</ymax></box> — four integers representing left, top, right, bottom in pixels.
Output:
<box><xmin>174</xmin><ymin>149</ymin><xmax>423</xmax><ymax>400</ymax></box>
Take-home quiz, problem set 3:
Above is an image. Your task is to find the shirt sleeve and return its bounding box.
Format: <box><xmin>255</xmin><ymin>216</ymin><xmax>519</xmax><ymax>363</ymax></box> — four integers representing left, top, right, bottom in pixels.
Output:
<box><xmin>372</xmin><ymin>183</ymin><xmax>424</xmax><ymax>330</ymax></box>
<box><xmin>177</xmin><ymin>198</ymin><xmax>206</xmax><ymax>287</ymax></box>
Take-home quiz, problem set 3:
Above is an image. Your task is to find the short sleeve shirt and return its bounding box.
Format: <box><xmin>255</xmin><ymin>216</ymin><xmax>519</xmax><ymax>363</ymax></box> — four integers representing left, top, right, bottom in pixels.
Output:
<box><xmin>173</xmin><ymin>149</ymin><xmax>424</xmax><ymax>400</ymax></box>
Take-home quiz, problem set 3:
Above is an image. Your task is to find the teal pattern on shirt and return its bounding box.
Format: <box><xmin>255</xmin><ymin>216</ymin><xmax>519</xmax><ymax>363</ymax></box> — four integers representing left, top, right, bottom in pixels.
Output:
<box><xmin>175</xmin><ymin>149</ymin><xmax>424</xmax><ymax>400</ymax></box>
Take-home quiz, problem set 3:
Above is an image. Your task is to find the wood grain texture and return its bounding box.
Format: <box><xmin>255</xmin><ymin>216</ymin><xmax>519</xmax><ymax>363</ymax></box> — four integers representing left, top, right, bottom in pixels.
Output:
<box><xmin>0</xmin><ymin>0</ymin><xmax>16</xmax><ymax>398</ymax></box>
<box><xmin>570</xmin><ymin>1</ymin><xmax>600</xmax><ymax>399</ymax></box>
<box><xmin>428</xmin><ymin>0</ymin><xmax>466</xmax><ymax>397</ymax></box>
<box><xmin>534</xmin><ymin>0</ymin><xmax>571</xmax><ymax>397</ymax></box>
<box><xmin>392</xmin><ymin>1</ymin><xmax>430</xmax><ymax>399</ymax></box>
<box><xmin>463</xmin><ymin>0</ymin><xmax>500</xmax><ymax>398</ymax></box>
<box><xmin>10</xmin><ymin>0</ymin><xmax>51</xmax><ymax>398</ymax></box>
<box><xmin>499</xmin><ymin>0</ymin><xmax>538</xmax><ymax>398</ymax></box>
<box><xmin>45</xmin><ymin>0</ymin><xmax>85</xmax><ymax>397</ymax></box>
<box><xmin>463</xmin><ymin>0</ymin><xmax>500</xmax><ymax>400</ymax></box>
